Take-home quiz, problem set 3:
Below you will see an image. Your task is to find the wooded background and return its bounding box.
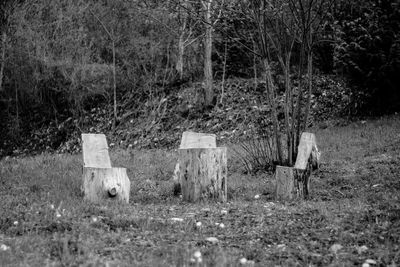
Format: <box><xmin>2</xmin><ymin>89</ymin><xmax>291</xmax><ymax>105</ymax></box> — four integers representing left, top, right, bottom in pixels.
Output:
<box><xmin>0</xmin><ymin>0</ymin><xmax>399</xmax><ymax>158</ymax></box>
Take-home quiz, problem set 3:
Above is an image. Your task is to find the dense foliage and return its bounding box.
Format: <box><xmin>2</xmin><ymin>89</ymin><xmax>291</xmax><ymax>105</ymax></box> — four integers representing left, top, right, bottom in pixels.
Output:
<box><xmin>0</xmin><ymin>0</ymin><xmax>399</xmax><ymax>156</ymax></box>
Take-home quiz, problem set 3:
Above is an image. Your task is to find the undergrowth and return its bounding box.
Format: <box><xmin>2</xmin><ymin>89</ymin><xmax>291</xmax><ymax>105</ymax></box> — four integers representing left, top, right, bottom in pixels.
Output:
<box><xmin>0</xmin><ymin>115</ymin><xmax>399</xmax><ymax>266</ymax></box>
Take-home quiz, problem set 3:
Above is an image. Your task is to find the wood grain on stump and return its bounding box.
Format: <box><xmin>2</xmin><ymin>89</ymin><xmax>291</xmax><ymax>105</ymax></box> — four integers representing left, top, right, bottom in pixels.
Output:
<box><xmin>82</xmin><ymin>134</ymin><xmax>112</xmax><ymax>168</ymax></box>
<box><xmin>81</xmin><ymin>133</ymin><xmax>131</xmax><ymax>204</ymax></box>
<box><xmin>83</xmin><ymin>167</ymin><xmax>130</xmax><ymax>203</ymax></box>
<box><xmin>173</xmin><ymin>131</ymin><xmax>217</xmax><ymax>194</ymax></box>
<box><xmin>275</xmin><ymin>132</ymin><xmax>320</xmax><ymax>201</ymax></box>
<box><xmin>178</xmin><ymin>147</ymin><xmax>227</xmax><ymax>202</ymax></box>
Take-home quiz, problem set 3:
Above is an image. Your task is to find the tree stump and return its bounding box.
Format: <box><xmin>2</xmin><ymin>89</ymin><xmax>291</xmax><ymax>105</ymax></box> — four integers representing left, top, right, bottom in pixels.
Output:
<box><xmin>275</xmin><ymin>132</ymin><xmax>320</xmax><ymax>201</ymax></box>
<box><xmin>179</xmin><ymin>131</ymin><xmax>216</xmax><ymax>149</ymax></box>
<box><xmin>178</xmin><ymin>147</ymin><xmax>227</xmax><ymax>202</ymax></box>
<box><xmin>81</xmin><ymin>133</ymin><xmax>131</xmax><ymax>204</ymax></box>
<box><xmin>83</xmin><ymin>167</ymin><xmax>130</xmax><ymax>203</ymax></box>
<box><xmin>173</xmin><ymin>131</ymin><xmax>216</xmax><ymax>194</ymax></box>
<box><xmin>82</xmin><ymin>134</ymin><xmax>112</xmax><ymax>168</ymax></box>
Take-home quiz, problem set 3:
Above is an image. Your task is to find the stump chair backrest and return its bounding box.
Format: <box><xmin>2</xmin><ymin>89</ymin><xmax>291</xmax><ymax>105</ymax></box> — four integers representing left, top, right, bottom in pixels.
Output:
<box><xmin>294</xmin><ymin>132</ymin><xmax>318</xmax><ymax>170</ymax></box>
<box><xmin>82</xmin><ymin>134</ymin><xmax>112</xmax><ymax>168</ymax></box>
<box><xmin>179</xmin><ymin>131</ymin><xmax>217</xmax><ymax>149</ymax></box>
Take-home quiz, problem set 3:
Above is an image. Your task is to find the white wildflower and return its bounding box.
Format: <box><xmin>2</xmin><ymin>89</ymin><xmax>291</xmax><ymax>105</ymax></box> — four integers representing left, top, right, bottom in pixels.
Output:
<box><xmin>170</xmin><ymin>217</ymin><xmax>184</xmax><ymax>222</ymax></box>
<box><xmin>0</xmin><ymin>244</ymin><xmax>10</xmax><ymax>251</ymax></box>
<box><xmin>239</xmin><ymin>258</ymin><xmax>247</xmax><ymax>264</ymax></box>
<box><xmin>193</xmin><ymin>251</ymin><xmax>202</xmax><ymax>258</ymax></box>
<box><xmin>205</xmin><ymin>237</ymin><xmax>219</xmax><ymax>244</ymax></box>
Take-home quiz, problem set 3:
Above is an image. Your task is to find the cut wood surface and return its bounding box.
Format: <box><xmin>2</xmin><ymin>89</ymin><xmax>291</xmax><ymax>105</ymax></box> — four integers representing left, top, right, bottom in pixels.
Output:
<box><xmin>294</xmin><ymin>132</ymin><xmax>319</xmax><ymax>170</ymax></box>
<box><xmin>179</xmin><ymin>131</ymin><xmax>216</xmax><ymax>149</ymax></box>
<box><xmin>83</xmin><ymin>167</ymin><xmax>130</xmax><ymax>203</ymax></box>
<box><xmin>275</xmin><ymin>165</ymin><xmax>311</xmax><ymax>201</ymax></box>
<box><xmin>173</xmin><ymin>131</ymin><xmax>217</xmax><ymax>190</ymax></box>
<box><xmin>178</xmin><ymin>147</ymin><xmax>227</xmax><ymax>202</ymax></box>
<box><xmin>82</xmin><ymin>134</ymin><xmax>112</xmax><ymax>168</ymax></box>
<box><xmin>275</xmin><ymin>132</ymin><xmax>320</xmax><ymax>201</ymax></box>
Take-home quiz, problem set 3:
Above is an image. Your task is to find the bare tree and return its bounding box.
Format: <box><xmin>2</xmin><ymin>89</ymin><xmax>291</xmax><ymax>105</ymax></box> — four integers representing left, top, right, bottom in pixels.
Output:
<box><xmin>0</xmin><ymin>0</ymin><xmax>20</xmax><ymax>92</ymax></box>
<box><xmin>234</xmin><ymin>0</ymin><xmax>331</xmax><ymax>166</ymax></box>
<box><xmin>89</xmin><ymin>9</ymin><xmax>118</xmax><ymax>130</ymax></box>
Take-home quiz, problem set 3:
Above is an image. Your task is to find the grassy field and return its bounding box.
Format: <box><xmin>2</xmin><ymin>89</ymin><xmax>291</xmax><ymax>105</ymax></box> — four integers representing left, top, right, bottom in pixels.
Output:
<box><xmin>1</xmin><ymin>115</ymin><xmax>399</xmax><ymax>266</ymax></box>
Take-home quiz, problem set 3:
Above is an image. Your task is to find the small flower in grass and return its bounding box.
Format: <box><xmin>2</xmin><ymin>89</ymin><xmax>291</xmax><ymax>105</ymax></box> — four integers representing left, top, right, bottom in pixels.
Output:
<box><xmin>0</xmin><ymin>244</ymin><xmax>10</xmax><ymax>251</ymax></box>
<box><xmin>13</xmin><ymin>221</ymin><xmax>18</xmax><ymax>226</ymax></box>
<box><xmin>362</xmin><ymin>259</ymin><xmax>377</xmax><ymax>267</ymax></box>
<box><xmin>221</xmin><ymin>209</ymin><xmax>228</xmax><ymax>215</ymax></box>
<box><xmin>56</xmin><ymin>212</ymin><xmax>62</xmax><ymax>218</ymax></box>
<box><xmin>254</xmin><ymin>194</ymin><xmax>260</xmax><ymax>199</ymax></box>
<box><xmin>170</xmin><ymin>217</ymin><xmax>184</xmax><ymax>222</ymax></box>
<box><xmin>330</xmin><ymin>243</ymin><xmax>343</xmax><ymax>254</ymax></box>
<box><xmin>192</xmin><ymin>250</ymin><xmax>202</xmax><ymax>263</ymax></box>
<box><xmin>219</xmin><ymin>223</ymin><xmax>225</xmax><ymax>229</ymax></box>
<box><xmin>239</xmin><ymin>258</ymin><xmax>247</xmax><ymax>264</ymax></box>
<box><xmin>357</xmin><ymin>245</ymin><xmax>368</xmax><ymax>254</ymax></box>
<box><xmin>92</xmin><ymin>217</ymin><xmax>98</xmax><ymax>223</ymax></box>
<box><xmin>196</xmin><ymin>221</ymin><xmax>202</xmax><ymax>227</ymax></box>
<box><xmin>205</xmin><ymin>237</ymin><xmax>219</xmax><ymax>244</ymax></box>
<box><xmin>277</xmin><ymin>244</ymin><xmax>286</xmax><ymax>251</ymax></box>
<box><xmin>50</xmin><ymin>204</ymin><xmax>55</xmax><ymax>209</ymax></box>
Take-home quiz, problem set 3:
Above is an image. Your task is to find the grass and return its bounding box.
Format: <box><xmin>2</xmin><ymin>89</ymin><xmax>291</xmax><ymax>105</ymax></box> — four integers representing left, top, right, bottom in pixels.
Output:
<box><xmin>1</xmin><ymin>115</ymin><xmax>400</xmax><ymax>266</ymax></box>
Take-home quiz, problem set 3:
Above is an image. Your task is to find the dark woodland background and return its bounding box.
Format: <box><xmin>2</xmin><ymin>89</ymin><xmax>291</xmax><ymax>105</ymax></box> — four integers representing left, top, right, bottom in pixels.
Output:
<box><xmin>0</xmin><ymin>0</ymin><xmax>399</xmax><ymax>157</ymax></box>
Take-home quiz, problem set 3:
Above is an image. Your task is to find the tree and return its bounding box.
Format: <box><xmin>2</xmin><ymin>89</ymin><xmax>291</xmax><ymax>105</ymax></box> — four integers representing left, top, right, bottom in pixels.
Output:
<box><xmin>333</xmin><ymin>0</ymin><xmax>400</xmax><ymax>113</ymax></box>
<box><xmin>0</xmin><ymin>0</ymin><xmax>22</xmax><ymax>93</ymax></box>
<box><xmin>199</xmin><ymin>0</ymin><xmax>224</xmax><ymax>108</ymax></box>
<box><xmin>229</xmin><ymin>0</ymin><xmax>331</xmax><ymax>166</ymax></box>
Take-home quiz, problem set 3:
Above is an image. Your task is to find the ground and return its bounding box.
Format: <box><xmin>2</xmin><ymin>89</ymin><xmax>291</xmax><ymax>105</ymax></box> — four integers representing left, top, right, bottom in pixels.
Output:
<box><xmin>0</xmin><ymin>115</ymin><xmax>399</xmax><ymax>266</ymax></box>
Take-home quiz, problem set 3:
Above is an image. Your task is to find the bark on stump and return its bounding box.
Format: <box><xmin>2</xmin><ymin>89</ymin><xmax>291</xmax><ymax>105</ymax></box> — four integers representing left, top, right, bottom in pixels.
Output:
<box><xmin>173</xmin><ymin>131</ymin><xmax>216</xmax><ymax>194</ymax></box>
<box><xmin>83</xmin><ymin>167</ymin><xmax>130</xmax><ymax>203</ymax></box>
<box><xmin>275</xmin><ymin>132</ymin><xmax>320</xmax><ymax>201</ymax></box>
<box><xmin>275</xmin><ymin>165</ymin><xmax>312</xmax><ymax>201</ymax></box>
<box><xmin>178</xmin><ymin>147</ymin><xmax>227</xmax><ymax>202</ymax></box>
<box><xmin>81</xmin><ymin>133</ymin><xmax>131</xmax><ymax>204</ymax></box>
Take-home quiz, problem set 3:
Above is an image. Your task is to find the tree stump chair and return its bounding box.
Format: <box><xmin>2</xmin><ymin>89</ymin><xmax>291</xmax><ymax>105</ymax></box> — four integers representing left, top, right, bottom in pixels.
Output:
<box><xmin>275</xmin><ymin>132</ymin><xmax>320</xmax><ymax>201</ymax></box>
<box><xmin>82</xmin><ymin>134</ymin><xmax>130</xmax><ymax>204</ymax></box>
<box><xmin>173</xmin><ymin>131</ymin><xmax>227</xmax><ymax>202</ymax></box>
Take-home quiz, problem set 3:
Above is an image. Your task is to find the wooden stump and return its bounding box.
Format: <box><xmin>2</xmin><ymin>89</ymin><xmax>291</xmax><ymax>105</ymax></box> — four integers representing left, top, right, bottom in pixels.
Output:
<box><xmin>82</xmin><ymin>134</ymin><xmax>112</xmax><ymax>168</ymax></box>
<box><xmin>178</xmin><ymin>147</ymin><xmax>227</xmax><ymax>202</ymax></box>
<box><xmin>275</xmin><ymin>132</ymin><xmax>320</xmax><ymax>201</ymax></box>
<box><xmin>83</xmin><ymin>167</ymin><xmax>130</xmax><ymax>203</ymax></box>
<box><xmin>294</xmin><ymin>132</ymin><xmax>320</xmax><ymax>171</ymax></box>
<box><xmin>81</xmin><ymin>133</ymin><xmax>131</xmax><ymax>204</ymax></box>
<box><xmin>275</xmin><ymin>166</ymin><xmax>294</xmax><ymax>201</ymax></box>
<box><xmin>275</xmin><ymin>165</ymin><xmax>311</xmax><ymax>201</ymax></box>
<box><xmin>179</xmin><ymin>131</ymin><xmax>216</xmax><ymax>149</ymax></box>
<box><xmin>173</xmin><ymin>131</ymin><xmax>217</xmax><ymax>194</ymax></box>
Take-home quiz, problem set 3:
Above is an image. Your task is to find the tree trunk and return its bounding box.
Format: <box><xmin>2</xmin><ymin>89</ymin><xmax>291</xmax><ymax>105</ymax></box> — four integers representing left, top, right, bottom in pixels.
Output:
<box><xmin>112</xmin><ymin>38</ymin><xmax>117</xmax><ymax>130</ymax></box>
<box><xmin>203</xmin><ymin>0</ymin><xmax>213</xmax><ymax>107</ymax></box>
<box><xmin>275</xmin><ymin>165</ymin><xmax>311</xmax><ymax>201</ymax></box>
<box><xmin>264</xmin><ymin>59</ymin><xmax>283</xmax><ymax>164</ymax></box>
<box><xmin>173</xmin><ymin>132</ymin><xmax>217</xmax><ymax>195</ymax></box>
<box><xmin>302</xmin><ymin>47</ymin><xmax>313</xmax><ymax>132</ymax></box>
<box><xmin>220</xmin><ymin>40</ymin><xmax>227</xmax><ymax>104</ymax></box>
<box><xmin>178</xmin><ymin>147</ymin><xmax>227</xmax><ymax>202</ymax></box>
<box><xmin>83</xmin><ymin>167</ymin><xmax>130</xmax><ymax>203</ymax></box>
<box><xmin>176</xmin><ymin>33</ymin><xmax>185</xmax><ymax>79</ymax></box>
<box><xmin>0</xmin><ymin>32</ymin><xmax>6</xmax><ymax>92</ymax></box>
<box><xmin>275</xmin><ymin>132</ymin><xmax>320</xmax><ymax>201</ymax></box>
